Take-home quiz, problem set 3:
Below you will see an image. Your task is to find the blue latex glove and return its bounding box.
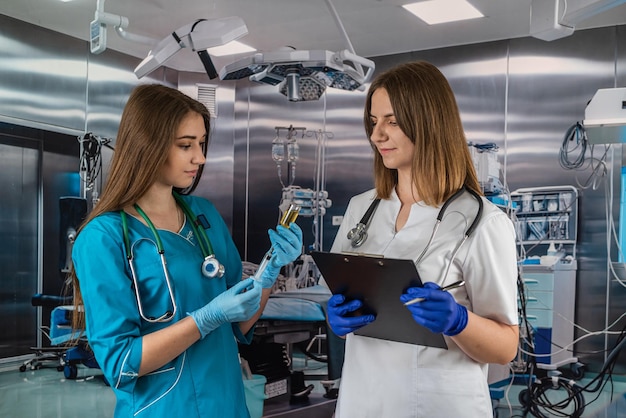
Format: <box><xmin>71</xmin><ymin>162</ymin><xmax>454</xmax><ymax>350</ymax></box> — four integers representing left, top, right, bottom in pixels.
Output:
<box><xmin>326</xmin><ymin>294</ymin><xmax>376</xmax><ymax>337</ymax></box>
<box><xmin>400</xmin><ymin>282</ymin><xmax>468</xmax><ymax>336</ymax></box>
<box><xmin>258</xmin><ymin>223</ymin><xmax>303</xmax><ymax>288</ymax></box>
<box><xmin>189</xmin><ymin>278</ymin><xmax>261</xmax><ymax>339</ymax></box>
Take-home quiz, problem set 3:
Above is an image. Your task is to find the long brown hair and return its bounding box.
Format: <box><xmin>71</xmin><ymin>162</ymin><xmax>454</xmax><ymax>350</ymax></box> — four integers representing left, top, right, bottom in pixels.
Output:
<box><xmin>69</xmin><ymin>84</ymin><xmax>211</xmax><ymax>332</ymax></box>
<box><xmin>363</xmin><ymin>61</ymin><xmax>481</xmax><ymax>206</ymax></box>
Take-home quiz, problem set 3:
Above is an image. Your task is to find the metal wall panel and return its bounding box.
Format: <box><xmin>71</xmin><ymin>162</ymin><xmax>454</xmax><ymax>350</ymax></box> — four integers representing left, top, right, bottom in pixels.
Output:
<box><xmin>230</xmin><ymin>82</ymin><xmax>380</xmax><ymax>262</ymax></box>
<box><xmin>0</xmin><ymin>15</ymin><xmax>164</xmax><ymax>360</ymax></box>
<box><xmin>232</xmin><ymin>82</ymin><xmax>336</xmax><ymax>262</ymax></box>
<box><xmin>0</xmin><ymin>15</ymin><xmax>87</xmax><ymax>132</ymax></box>
<box><xmin>0</xmin><ymin>137</ymin><xmax>39</xmax><ymax>358</ymax></box>
<box><xmin>231</xmin><ymin>42</ymin><xmax>510</xmax><ymax>259</ymax></box>
<box><xmin>86</xmin><ymin>52</ymin><xmax>178</xmax><ymax>141</ymax></box>
<box><xmin>83</xmin><ymin>40</ymin><xmax>177</xmax><ymax>207</ymax></box>
<box><xmin>230</xmin><ymin>26</ymin><xmax>626</xmax><ymax>374</ymax></box>
<box><xmin>507</xmin><ymin>27</ymin><xmax>619</xmax><ymax>372</ymax></box>
<box><xmin>179</xmin><ymin>73</ymin><xmax>237</xmax><ymax>229</ymax></box>
<box><xmin>1</xmin><ymin>10</ymin><xmax>626</xmax><ymax>374</ymax></box>
<box><xmin>610</xmin><ymin>24</ymin><xmax>626</xmax><ymax>373</ymax></box>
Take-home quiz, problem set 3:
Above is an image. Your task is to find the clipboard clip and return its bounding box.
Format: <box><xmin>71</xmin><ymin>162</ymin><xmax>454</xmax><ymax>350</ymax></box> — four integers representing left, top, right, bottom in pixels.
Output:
<box><xmin>340</xmin><ymin>251</ymin><xmax>384</xmax><ymax>258</ymax></box>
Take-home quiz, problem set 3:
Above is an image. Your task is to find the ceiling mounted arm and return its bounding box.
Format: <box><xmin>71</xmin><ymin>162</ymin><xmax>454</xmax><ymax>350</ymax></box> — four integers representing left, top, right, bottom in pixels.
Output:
<box><xmin>323</xmin><ymin>0</ymin><xmax>364</xmax><ymax>77</ymax></box>
<box><xmin>133</xmin><ymin>17</ymin><xmax>248</xmax><ymax>79</ymax></box>
<box><xmin>90</xmin><ymin>0</ymin><xmax>156</xmax><ymax>54</ymax></box>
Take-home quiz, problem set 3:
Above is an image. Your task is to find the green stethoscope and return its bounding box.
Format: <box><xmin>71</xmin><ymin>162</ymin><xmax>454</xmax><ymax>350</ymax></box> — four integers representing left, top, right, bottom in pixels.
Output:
<box><xmin>120</xmin><ymin>193</ymin><xmax>224</xmax><ymax>323</ymax></box>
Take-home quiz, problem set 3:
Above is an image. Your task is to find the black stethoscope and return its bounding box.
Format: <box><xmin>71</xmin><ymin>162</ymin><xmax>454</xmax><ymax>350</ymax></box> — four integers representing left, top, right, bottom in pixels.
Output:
<box><xmin>347</xmin><ymin>187</ymin><xmax>484</xmax><ymax>278</ymax></box>
<box><xmin>120</xmin><ymin>192</ymin><xmax>224</xmax><ymax>323</ymax></box>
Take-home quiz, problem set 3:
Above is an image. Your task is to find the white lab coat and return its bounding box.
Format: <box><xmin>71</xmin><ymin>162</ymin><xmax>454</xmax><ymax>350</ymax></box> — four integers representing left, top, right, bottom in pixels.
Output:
<box><xmin>329</xmin><ymin>188</ymin><xmax>518</xmax><ymax>418</ymax></box>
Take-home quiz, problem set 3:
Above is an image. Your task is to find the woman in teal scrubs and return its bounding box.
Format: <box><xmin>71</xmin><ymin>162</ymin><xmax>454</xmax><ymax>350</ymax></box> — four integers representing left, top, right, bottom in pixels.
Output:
<box><xmin>70</xmin><ymin>84</ymin><xmax>302</xmax><ymax>417</ymax></box>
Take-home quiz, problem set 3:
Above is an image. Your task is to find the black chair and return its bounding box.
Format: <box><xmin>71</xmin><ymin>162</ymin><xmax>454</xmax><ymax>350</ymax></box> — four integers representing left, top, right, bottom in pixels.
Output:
<box><xmin>19</xmin><ymin>294</ymin><xmax>73</xmax><ymax>372</ymax></box>
<box><xmin>20</xmin><ymin>197</ymin><xmax>88</xmax><ymax>375</ymax></box>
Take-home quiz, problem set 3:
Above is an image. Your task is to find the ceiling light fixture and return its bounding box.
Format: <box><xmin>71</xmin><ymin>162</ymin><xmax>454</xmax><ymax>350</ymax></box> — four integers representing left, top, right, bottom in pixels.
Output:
<box><xmin>402</xmin><ymin>0</ymin><xmax>484</xmax><ymax>25</ymax></box>
<box><xmin>219</xmin><ymin>0</ymin><xmax>375</xmax><ymax>102</ymax></box>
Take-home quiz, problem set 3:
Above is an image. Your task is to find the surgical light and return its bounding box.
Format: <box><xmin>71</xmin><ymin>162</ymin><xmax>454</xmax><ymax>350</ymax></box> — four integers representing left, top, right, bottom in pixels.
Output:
<box><xmin>278</xmin><ymin>70</ymin><xmax>327</xmax><ymax>102</ymax></box>
<box><xmin>218</xmin><ymin>0</ymin><xmax>375</xmax><ymax>102</ymax></box>
<box><xmin>285</xmin><ymin>72</ymin><xmax>300</xmax><ymax>102</ymax></box>
<box><xmin>220</xmin><ymin>47</ymin><xmax>373</xmax><ymax>102</ymax></box>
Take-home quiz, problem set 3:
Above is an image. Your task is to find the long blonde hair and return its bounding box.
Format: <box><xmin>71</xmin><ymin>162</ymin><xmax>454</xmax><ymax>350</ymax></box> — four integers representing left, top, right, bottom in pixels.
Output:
<box><xmin>70</xmin><ymin>84</ymin><xmax>211</xmax><ymax>332</ymax></box>
<box><xmin>363</xmin><ymin>61</ymin><xmax>481</xmax><ymax>206</ymax></box>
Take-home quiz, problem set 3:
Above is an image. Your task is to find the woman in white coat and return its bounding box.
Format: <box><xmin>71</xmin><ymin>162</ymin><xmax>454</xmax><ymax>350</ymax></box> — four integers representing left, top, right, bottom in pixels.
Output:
<box><xmin>326</xmin><ymin>61</ymin><xmax>519</xmax><ymax>417</ymax></box>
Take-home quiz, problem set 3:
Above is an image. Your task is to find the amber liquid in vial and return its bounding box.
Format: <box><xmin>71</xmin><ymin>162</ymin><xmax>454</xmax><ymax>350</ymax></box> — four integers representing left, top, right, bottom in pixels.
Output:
<box><xmin>280</xmin><ymin>204</ymin><xmax>300</xmax><ymax>227</ymax></box>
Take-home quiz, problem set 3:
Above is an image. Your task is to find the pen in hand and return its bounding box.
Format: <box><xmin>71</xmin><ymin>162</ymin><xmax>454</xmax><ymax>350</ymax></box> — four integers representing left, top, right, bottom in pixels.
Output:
<box><xmin>403</xmin><ymin>280</ymin><xmax>465</xmax><ymax>306</ymax></box>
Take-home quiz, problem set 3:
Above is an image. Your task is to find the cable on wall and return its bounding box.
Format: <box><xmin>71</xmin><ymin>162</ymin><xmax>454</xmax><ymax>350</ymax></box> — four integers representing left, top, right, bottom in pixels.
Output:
<box><xmin>559</xmin><ymin>122</ymin><xmax>587</xmax><ymax>170</ymax></box>
<box><xmin>558</xmin><ymin>121</ymin><xmax>611</xmax><ymax>191</ymax></box>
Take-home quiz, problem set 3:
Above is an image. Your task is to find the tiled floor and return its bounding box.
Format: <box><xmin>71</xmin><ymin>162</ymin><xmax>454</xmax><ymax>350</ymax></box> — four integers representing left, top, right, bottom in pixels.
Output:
<box><xmin>0</xmin><ymin>363</ymin><xmax>114</xmax><ymax>418</ymax></box>
<box><xmin>1</xmin><ymin>355</ymin><xmax>625</xmax><ymax>418</ymax></box>
<box><xmin>0</xmin><ymin>354</ymin><xmax>334</xmax><ymax>418</ymax></box>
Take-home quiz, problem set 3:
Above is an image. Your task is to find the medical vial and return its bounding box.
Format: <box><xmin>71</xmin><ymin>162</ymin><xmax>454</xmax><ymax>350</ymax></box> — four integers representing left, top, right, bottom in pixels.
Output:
<box><xmin>280</xmin><ymin>204</ymin><xmax>300</xmax><ymax>227</ymax></box>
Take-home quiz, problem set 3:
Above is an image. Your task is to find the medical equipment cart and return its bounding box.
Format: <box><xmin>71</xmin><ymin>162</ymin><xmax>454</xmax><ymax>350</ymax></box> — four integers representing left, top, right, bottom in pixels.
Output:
<box><xmin>510</xmin><ymin>185</ymin><xmax>580</xmax><ymax>373</ymax></box>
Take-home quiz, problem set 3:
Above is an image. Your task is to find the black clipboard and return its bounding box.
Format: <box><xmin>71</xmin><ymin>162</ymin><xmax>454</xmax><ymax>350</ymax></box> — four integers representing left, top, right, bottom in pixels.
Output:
<box><xmin>311</xmin><ymin>251</ymin><xmax>447</xmax><ymax>348</ymax></box>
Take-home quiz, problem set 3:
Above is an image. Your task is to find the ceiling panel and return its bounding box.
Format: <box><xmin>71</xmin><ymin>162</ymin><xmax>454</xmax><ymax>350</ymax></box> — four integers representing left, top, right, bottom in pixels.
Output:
<box><xmin>1</xmin><ymin>0</ymin><xmax>625</xmax><ymax>74</ymax></box>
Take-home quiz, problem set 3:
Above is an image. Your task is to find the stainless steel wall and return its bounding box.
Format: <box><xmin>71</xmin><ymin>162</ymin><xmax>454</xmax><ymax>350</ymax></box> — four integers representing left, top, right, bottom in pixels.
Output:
<box><xmin>506</xmin><ymin>27</ymin><xmax>625</xmax><ymax>373</ymax></box>
<box><xmin>0</xmin><ymin>14</ymin><xmax>237</xmax><ymax>359</ymax></box>
<box><xmin>1</xmin><ymin>11</ymin><xmax>625</xmax><ymax>374</ymax></box>
<box><xmin>0</xmin><ymin>136</ymin><xmax>39</xmax><ymax>358</ymax></box>
<box><xmin>230</xmin><ymin>83</ymin><xmax>371</xmax><ymax>262</ymax></box>
<box><xmin>0</xmin><ymin>14</ymin><xmax>172</xmax><ymax>358</ymax></box>
<box><xmin>179</xmin><ymin>74</ymin><xmax>237</xmax><ymax>227</ymax></box>
<box><xmin>230</xmin><ymin>27</ymin><xmax>626</xmax><ymax>373</ymax></box>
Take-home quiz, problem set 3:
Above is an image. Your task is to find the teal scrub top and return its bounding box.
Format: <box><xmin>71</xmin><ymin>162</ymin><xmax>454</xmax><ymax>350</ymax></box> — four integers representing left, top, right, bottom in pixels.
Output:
<box><xmin>72</xmin><ymin>195</ymin><xmax>252</xmax><ymax>418</ymax></box>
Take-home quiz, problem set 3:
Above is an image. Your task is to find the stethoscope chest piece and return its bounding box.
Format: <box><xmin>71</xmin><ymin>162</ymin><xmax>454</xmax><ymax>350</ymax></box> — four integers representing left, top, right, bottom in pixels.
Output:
<box><xmin>202</xmin><ymin>255</ymin><xmax>225</xmax><ymax>278</ymax></box>
<box><xmin>347</xmin><ymin>198</ymin><xmax>381</xmax><ymax>248</ymax></box>
<box><xmin>347</xmin><ymin>223</ymin><xmax>368</xmax><ymax>248</ymax></box>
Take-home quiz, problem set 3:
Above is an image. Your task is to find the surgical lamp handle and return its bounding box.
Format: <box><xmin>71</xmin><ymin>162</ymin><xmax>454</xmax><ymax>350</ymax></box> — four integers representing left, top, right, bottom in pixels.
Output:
<box><xmin>337</xmin><ymin>49</ymin><xmax>375</xmax><ymax>82</ymax></box>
